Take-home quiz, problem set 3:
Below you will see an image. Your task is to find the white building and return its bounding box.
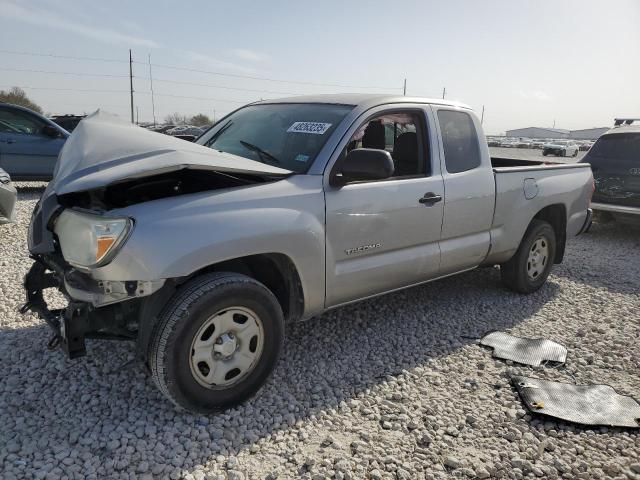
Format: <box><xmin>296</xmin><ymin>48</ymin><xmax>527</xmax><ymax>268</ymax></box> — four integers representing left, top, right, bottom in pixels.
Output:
<box><xmin>506</xmin><ymin>127</ymin><xmax>570</xmax><ymax>139</ymax></box>
<box><xmin>568</xmin><ymin>127</ymin><xmax>609</xmax><ymax>140</ymax></box>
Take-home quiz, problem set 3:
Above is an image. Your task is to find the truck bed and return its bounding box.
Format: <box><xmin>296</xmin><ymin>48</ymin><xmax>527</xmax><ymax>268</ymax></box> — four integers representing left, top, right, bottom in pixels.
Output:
<box><xmin>491</xmin><ymin>156</ymin><xmax>547</xmax><ymax>168</ymax></box>
<box><xmin>484</xmin><ymin>162</ymin><xmax>593</xmax><ymax>265</ymax></box>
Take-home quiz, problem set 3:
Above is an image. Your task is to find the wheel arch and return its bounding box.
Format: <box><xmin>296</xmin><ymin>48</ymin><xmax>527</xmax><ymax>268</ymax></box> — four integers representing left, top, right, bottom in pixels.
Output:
<box><xmin>136</xmin><ymin>253</ymin><xmax>305</xmax><ymax>361</ymax></box>
<box><xmin>532</xmin><ymin>204</ymin><xmax>567</xmax><ymax>263</ymax></box>
<box><xmin>187</xmin><ymin>253</ymin><xmax>305</xmax><ymax>323</ymax></box>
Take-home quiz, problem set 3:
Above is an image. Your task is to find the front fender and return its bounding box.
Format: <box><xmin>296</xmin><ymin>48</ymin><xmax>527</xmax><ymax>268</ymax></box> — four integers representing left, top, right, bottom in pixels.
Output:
<box><xmin>89</xmin><ymin>175</ymin><xmax>326</xmax><ymax>316</ymax></box>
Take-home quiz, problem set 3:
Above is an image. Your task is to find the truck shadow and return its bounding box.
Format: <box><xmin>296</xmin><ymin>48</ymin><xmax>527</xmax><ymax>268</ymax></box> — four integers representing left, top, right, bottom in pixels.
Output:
<box><xmin>0</xmin><ymin>266</ymin><xmax>561</xmax><ymax>476</ymax></box>
<box><xmin>552</xmin><ymin>221</ymin><xmax>640</xmax><ymax>295</ymax></box>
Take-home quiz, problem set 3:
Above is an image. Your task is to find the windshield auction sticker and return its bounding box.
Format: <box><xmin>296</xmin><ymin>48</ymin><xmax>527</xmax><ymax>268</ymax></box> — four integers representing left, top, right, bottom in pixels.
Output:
<box><xmin>287</xmin><ymin>122</ymin><xmax>332</xmax><ymax>134</ymax></box>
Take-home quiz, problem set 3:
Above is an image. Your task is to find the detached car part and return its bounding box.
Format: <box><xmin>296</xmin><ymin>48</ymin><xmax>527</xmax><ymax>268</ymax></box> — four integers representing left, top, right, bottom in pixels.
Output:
<box><xmin>480</xmin><ymin>331</ymin><xmax>567</xmax><ymax>366</ymax></box>
<box><xmin>512</xmin><ymin>375</ymin><xmax>640</xmax><ymax>428</ymax></box>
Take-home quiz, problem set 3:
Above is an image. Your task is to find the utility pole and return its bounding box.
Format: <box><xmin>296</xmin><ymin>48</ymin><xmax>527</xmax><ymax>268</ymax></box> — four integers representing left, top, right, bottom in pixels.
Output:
<box><xmin>148</xmin><ymin>53</ymin><xmax>156</xmax><ymax>126</ymax></box>
<box><xmin>553</xmin><ymin>119</ymin><xmax>556</xmax><ymax>128</ymax></box>
<box><xmin>136</xmin><ymin>106</ymin><xmax>139</xmax><ymax>124</ymax></box>
<box><xmin>481</xmin><ymin>105</ymin><xmax>485</xmax><ymax>125</ymax></box>
<box><xmin>442</xmin><ymin>87</ymin><xmax>446</xmax><ymax>99</ymax></box>
<box><xmin>213</xmin><ymin>109</ymin><xmax>216</xmax><ymax>124</ymax></box>
<box><xmin>129</xmin><ymin>49</ymin><xmax>134</xmax><ymax>124</ymax></box>
<box><xmin>403</xmin><ymin>78</ymin><xmax>406</xmax><ymax>96</ymax></box>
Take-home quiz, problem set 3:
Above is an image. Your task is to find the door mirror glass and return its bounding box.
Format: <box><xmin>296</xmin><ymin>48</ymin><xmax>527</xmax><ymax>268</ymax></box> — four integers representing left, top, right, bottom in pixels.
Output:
<box><xmin>332</xmin><ymin>148</ymin><xmax>394</xmax><ymax>186</ymax></box>
<box><xmin>41</xmin><ymin>124</ymin><xmax>60</xmax><ymax>138</ymax></box>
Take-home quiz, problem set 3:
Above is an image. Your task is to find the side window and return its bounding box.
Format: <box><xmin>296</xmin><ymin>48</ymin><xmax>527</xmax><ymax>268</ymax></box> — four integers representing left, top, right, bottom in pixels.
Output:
<box><xmin>437</xmin><ymin>110</ymin><xmax>481</xmax><ymax>173</ymax></box>
<box><xmin>345</xmin><ymin>111</ymin><xmax>428</xmax><ymax>178</ymax></box>
<box><xmin>0</xmin><ymin>108</ymin><xmax>45</xmax><ymax>135</ymax></box>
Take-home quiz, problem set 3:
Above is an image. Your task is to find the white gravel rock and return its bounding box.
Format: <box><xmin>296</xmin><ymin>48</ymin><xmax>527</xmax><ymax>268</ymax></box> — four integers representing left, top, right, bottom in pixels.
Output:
<box><xmin>0</xmin><ymin>184</ymin><xmax>638</xmax><ymax>479</ymax></box>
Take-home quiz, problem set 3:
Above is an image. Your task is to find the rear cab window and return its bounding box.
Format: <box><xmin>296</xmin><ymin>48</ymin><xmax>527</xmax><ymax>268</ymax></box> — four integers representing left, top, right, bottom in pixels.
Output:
<box><xmin>437</xmin><ymin>110</ymin><xmax>481</xmax><ymax>173</ymax></box>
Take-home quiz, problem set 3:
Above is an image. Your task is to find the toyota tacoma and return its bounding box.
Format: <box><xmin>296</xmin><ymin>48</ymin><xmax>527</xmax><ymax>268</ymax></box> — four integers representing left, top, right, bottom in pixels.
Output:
<box><xmin>24</xmin><ymin>95</ymin><xmax>594</xmax><ymax>412</ymax></box>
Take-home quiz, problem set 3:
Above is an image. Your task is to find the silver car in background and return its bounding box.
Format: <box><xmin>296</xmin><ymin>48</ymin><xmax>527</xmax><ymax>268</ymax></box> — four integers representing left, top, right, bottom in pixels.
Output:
<box><xmin>0</xmin><ymin>167</ymin><xmax>17</xmax><ymax>224</ymax></box>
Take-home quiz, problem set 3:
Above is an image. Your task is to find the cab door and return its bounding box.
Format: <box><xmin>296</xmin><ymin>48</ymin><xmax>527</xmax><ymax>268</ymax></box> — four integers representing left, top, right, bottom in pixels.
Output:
<box><xmin>324</xmin><ymin>105</ymin><xmax>444</xmax><ymax>307</ymax></box>
<box><xmin>432</xmin><ymin>107</ymin><xmax>494</xmax><ymax>274</ymax></box>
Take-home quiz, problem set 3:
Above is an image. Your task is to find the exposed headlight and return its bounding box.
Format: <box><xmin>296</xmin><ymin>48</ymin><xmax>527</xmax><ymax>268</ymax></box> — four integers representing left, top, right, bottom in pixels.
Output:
<box><xmin>54</xmin><ymin>209</ymin><xmax>132</xmax><ymax>268</ymax></box>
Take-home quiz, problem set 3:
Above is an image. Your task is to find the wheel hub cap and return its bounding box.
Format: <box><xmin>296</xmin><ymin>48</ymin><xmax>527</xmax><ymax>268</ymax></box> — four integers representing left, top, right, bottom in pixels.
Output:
<box><xmin>527</xmin><ymin>236</ymin><xmax>549</xmax><ymax>280</ymax></box>
<box><xmin>213</xmin><ymin>332</ymin><xmax>237</xmax><ymax>358</ymax></box>
<box><xmin>189</xmin><ymin>307</ymin><xmax>264</xmax><ymax>389</ymax></box>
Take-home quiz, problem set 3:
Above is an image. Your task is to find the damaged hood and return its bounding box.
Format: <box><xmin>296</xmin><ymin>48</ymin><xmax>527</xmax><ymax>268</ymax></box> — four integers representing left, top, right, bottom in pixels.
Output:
<box><xmin>50</xmin><ymin>111</ymin><xmax>291</xmax><ymax>195</ymax></box>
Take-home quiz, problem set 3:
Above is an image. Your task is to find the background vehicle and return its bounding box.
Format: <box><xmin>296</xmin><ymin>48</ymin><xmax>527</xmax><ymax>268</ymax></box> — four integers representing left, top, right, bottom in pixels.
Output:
<box><xmin>580</xmin><ymin>122</ymin><xmax>640</xmax><ymax>224</ymax></box>
<box><xmin>542</xmin><ymin>140</ymin><xmax>578</xmax><ymax>157</ymax></box>
<box><xmin>24</xmin><ymin>96</ymin><xmax>593</xmax><ymax>413</ymax></box>
<box><xmin>50</xmin><ymin>114</ymin><xmax>86</xmax><ymax>133</ymax></box>
<box><xmin>0</xmin><ymin>167</ymin><xmax>16</xmax><ymax>224</ymax></box>
<box><xmin>0</xmin><ymin>103</ymin><xmax>69</xmax><ymax>180</ymax></box>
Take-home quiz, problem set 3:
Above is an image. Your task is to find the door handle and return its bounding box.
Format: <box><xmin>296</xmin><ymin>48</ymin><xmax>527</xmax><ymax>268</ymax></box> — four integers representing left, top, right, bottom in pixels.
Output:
<box><xmin>418</xmin><ymin>193</ymin><xmax>442</xmax><ymax>205</ymax></box>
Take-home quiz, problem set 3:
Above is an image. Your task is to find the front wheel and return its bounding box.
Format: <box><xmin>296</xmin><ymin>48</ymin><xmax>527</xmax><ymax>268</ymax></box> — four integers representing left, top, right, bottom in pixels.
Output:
<box><xmin>149</xmin><ymin>272</ymin><xmax>284</xmax><ymax>413</ymax></box>
<box><xmin>500</xmin><ymin>219</ymin><xmax>556</xmax><ymax>294</ymax></box>
<box><xmin>573</xmin><ymin>149</ymin><xmax>578</xmax><ymax>157</ymax></box>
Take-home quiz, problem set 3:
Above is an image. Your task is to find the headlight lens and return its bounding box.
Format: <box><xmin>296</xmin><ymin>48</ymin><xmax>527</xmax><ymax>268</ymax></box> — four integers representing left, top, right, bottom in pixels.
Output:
<box><xmin>54</xmin><ymin>209</ymin><xmax>132</xmax><ymax>268</ymax></box>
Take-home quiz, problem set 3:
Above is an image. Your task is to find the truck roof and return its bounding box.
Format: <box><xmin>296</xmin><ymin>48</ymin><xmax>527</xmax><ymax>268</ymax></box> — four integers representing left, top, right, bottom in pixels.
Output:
<box><xmin>256</xmin><ymin>93</ymin><xmax>471</xmax><ymax>110</ymax></box>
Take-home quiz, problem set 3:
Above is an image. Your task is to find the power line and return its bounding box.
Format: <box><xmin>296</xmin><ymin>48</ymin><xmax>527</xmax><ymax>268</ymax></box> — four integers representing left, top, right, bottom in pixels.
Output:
<box><xmin>149</xmin><ymin>77</ymin><xmax>302</xmax><ymax>96</ymax></box>
<box><xmin>2</xmin><ymin>85</ymin><xmax>263</xmax><ymax>104</ymax></box>
<box><xmin>139</xmin><ymin>91</ymin><xmax>259</xmax><ymax>104</ymax></box>
<box><xmin>0</xmin><ymin>85</ymin><xmax>136</xmax><ymax>93</ymax></box>
<box><xmin>0</xmin><ymin>49</ymin><xmax>126</xmax><ymax>63</ymax></box>
<box><xmin>133</xmin><ymin>60</ymin><xmax>401</xmax><ymax>90</ymax></box>
<box><xmin>0</xmin><ymin>48</ymin><xmax>402</xmax><ymax>90</ymax></box>
<box><xmin>0</xmin><ymin>67</ymin><xmax>303</xmax><ymax>96</ymax></box>
<box><xmin>0</xmin><ymin>67</ymin><xmax>129</xmax><ymax>78</ymax></box>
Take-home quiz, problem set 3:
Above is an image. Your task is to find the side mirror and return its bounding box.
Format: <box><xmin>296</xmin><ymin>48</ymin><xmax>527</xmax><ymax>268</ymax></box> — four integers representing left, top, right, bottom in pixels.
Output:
<box><xmin>331</xmin><ymin>148</ymin><xmax>394</xmax><ymax>187</ymax></box>
<box><xmin>41</xmin><ymin>124</ymin><xmax>60</xmax><ymax>138</ymax></box>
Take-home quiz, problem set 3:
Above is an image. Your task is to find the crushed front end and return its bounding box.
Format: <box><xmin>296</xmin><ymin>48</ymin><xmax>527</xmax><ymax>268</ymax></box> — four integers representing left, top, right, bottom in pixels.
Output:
<box><xmin>23</xmin><ymin>256</ymin><xmax>130</xmax><ymax>358</ymax></box>
<box><xmin>23</xmin><ymin>192</ymin><xmax>164</xmax><ymax>359</ymax></box>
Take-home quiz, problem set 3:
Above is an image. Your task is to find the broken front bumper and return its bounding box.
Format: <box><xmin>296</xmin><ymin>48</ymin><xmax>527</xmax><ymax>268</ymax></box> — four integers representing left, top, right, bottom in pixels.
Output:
<box><xmin>22</xmin><ymin>257</ymin><xmax>163</xmax><ymax>358</ymax></box>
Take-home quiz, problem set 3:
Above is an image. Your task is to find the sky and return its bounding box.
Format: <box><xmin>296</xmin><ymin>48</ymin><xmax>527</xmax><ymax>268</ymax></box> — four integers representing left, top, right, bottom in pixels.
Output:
<box><xmin>0</xmin><ymin>0</ymin><xmax>638</xmax><ymax>134</ymax></box>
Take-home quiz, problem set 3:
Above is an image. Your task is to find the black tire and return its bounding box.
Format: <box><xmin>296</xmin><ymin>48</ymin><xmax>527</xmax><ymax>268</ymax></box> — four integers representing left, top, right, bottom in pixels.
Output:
<box><xmin>500</xmin><ymin>219</ymin><xmax>556</xmax><ymax>294</ymax></box>
<box><xmin>573</xmin><ymin>149</ymin><xmax>578</xmax><ymax>157</ymax></box>
<box><xmin>561</xmin><ymin>149</ymin><xmax>566</xmax><ymax>157</ymax></box>
<box><xmin>149</xmin><ymin>272</ymin><xmax>284</xmax><ymax>413</ymax></box>
<box><xmin>542</xmin><ymin>151</ymin><xmax>548</xmax><ymax>156</ymax></box>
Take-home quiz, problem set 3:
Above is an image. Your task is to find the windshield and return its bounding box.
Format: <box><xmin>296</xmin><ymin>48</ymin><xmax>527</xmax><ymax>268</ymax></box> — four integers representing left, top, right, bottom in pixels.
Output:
<box><xmin>199</xmin><ymin>103</ymin><xmax>353</xmax><ymax>173</ymax></box>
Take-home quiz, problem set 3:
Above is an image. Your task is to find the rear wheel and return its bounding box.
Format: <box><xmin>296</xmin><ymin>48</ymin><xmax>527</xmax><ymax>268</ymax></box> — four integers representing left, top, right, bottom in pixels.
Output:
<box><xmin>573</xmin><ymin>149</ymin><xmax>578</xmax><ymax>157</ymax></box>
<box><xmin>561</xmin><ymin>149</ymin><xmax>566</xmax><ymax>157</ymax></box>
<box><xmin>542</xmin><ymin>150</ymin><xmax>548</xmax><ymax>156</ymax></box>
<box><xmin>500</xmin><ymin>219</ymin><xmax>556</xmax><ymax>294</ymax></box>
<box><xmin>149</xmin><ymin>272</ymin><xmax>284</xmax><ymax>413</ymax></box>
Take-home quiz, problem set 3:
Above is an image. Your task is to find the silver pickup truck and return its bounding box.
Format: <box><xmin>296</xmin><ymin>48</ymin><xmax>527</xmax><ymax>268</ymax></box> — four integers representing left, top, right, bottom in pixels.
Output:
<box><xmin>24</xmin><ymin>95</ymin><xmax>593</xmax><ymax>412</ymax></box>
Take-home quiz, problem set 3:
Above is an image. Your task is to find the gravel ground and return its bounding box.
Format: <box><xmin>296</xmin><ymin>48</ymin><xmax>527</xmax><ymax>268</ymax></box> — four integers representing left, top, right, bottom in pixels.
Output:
<box><xmin>1</xmin><ymin>185</ymin><xmax>638</xmax><ymax>480</ymax></box>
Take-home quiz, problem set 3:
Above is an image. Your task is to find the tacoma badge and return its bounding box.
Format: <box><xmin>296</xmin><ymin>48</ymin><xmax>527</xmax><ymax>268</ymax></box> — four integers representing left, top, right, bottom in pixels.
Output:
<box><xmin>345</xmin><ymin>243</ymin><xmax>381</xmax><ymax>255</ymax></box>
